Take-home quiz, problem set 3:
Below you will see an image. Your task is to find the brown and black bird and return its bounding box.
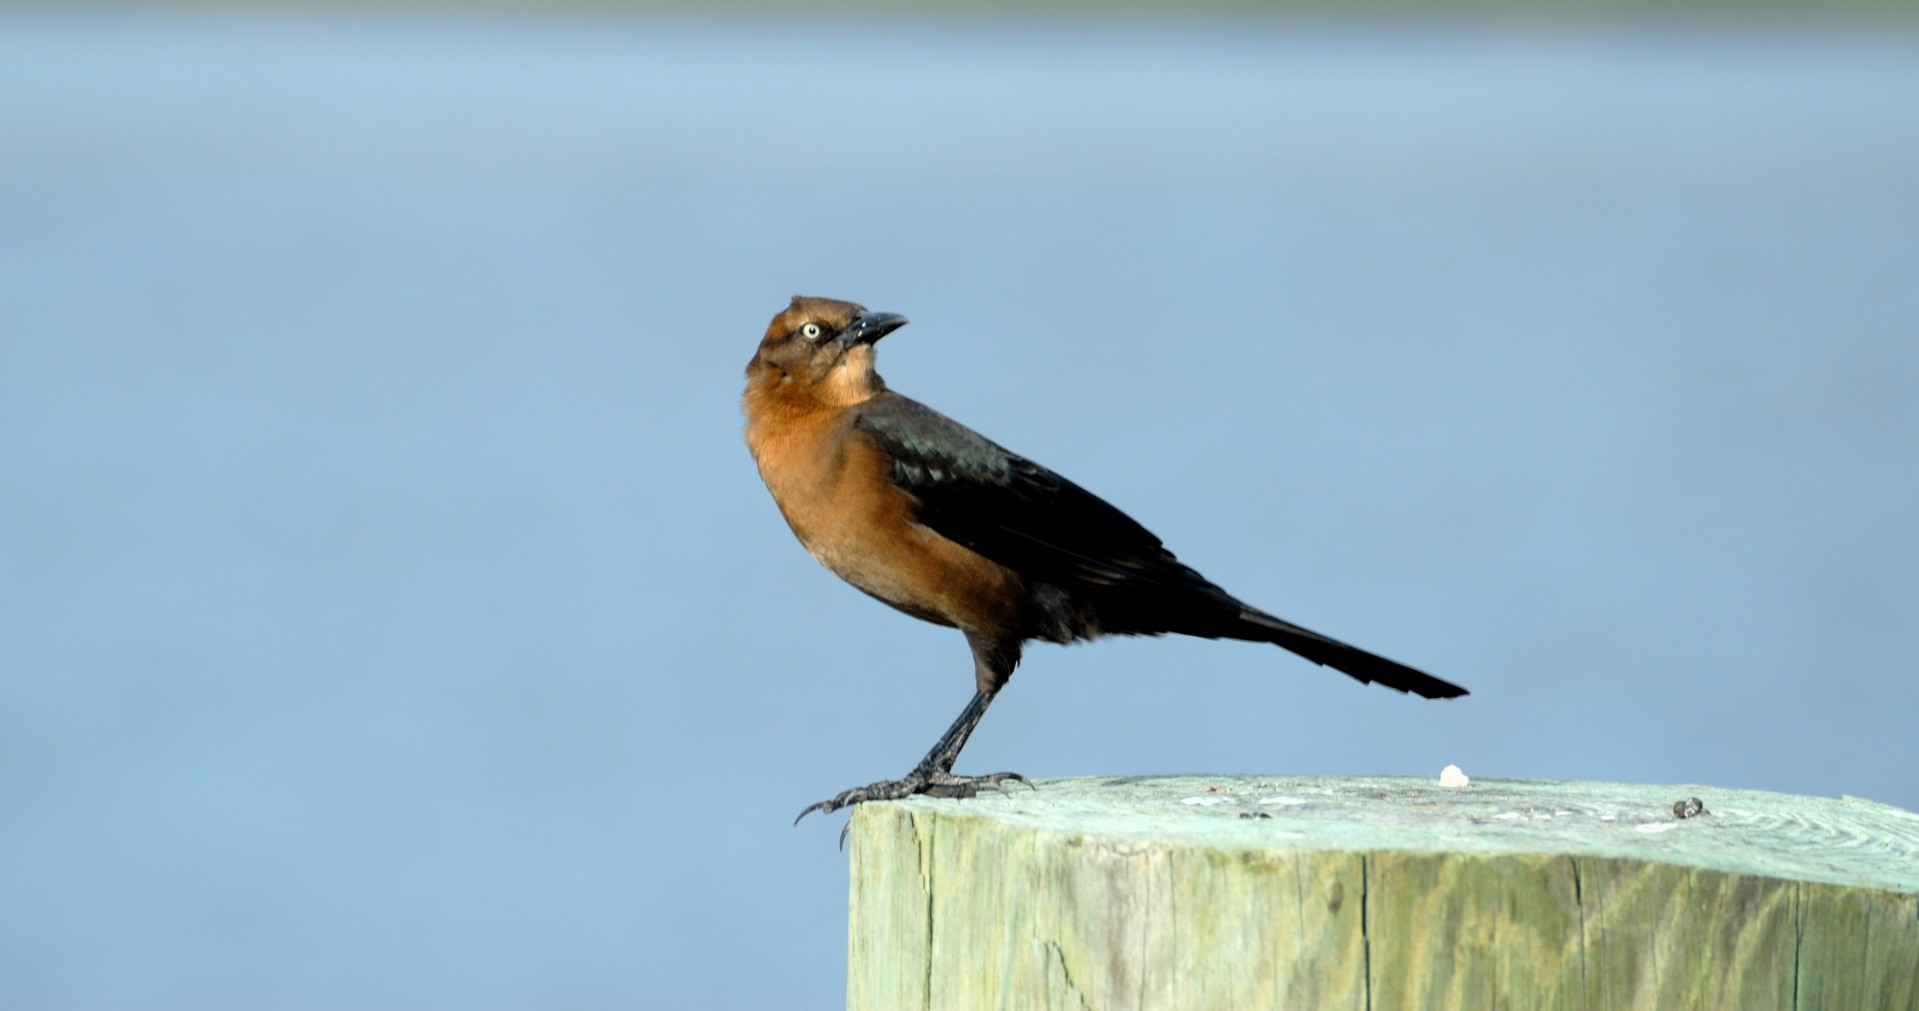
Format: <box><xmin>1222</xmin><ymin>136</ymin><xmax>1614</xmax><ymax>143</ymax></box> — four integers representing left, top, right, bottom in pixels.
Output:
<box><xmin>743</xmin><ymin>296</ymin><xmax>1467</xmax><ymax>824</ymax></box>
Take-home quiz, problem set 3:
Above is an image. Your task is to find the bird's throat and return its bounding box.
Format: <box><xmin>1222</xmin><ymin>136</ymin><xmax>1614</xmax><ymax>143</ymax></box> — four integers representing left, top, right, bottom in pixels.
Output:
<box><xmin>818</xmin><ymin>349</ymin><xmax>884</xmax><ymax>407</ymax></box>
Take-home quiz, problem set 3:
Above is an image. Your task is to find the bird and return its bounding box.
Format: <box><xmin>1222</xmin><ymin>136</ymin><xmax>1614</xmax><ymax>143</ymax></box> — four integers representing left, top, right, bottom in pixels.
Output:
<box><xmin>742</xmin><ymin>295</ymin><xmax>1467</xmax><ymax>825</ymax></box>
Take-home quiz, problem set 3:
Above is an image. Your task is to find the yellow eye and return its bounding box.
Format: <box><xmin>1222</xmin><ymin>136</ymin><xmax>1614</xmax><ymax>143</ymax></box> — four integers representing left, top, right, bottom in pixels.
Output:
<box><xmin>800</xmin><ymin>322</ymin><xmax>823</xmax><ymax>342</ymax></box>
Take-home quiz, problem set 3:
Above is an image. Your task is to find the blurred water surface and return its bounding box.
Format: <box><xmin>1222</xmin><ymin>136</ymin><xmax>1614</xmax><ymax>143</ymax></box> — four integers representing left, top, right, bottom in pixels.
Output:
<box><xmin>2</xmin><ymin>12</ymin><xmax>1916</xmax><ymax>1009</ymax></box>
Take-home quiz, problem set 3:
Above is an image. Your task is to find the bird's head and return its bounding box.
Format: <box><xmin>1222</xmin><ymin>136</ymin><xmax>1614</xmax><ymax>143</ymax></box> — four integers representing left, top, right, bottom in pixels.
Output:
<box><xmin>746</xmin><ymin>295</ymin><xmax>909</xmax><ymax>407</ymax></box>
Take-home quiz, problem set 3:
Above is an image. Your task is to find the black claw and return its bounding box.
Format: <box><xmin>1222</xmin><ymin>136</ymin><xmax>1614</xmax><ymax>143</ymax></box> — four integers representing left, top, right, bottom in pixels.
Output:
<box><xmin>794</xmin><ymin>801</ymin><xmax>831</xmax><ymax>826</ymax></box>
<box><xmin>795</xmin><ymin>786</ymin><xmax>863</xmax><ymax>824</ymax></box>
<box><xmin>794</xmin><ymin>769</ymin><xmax>1030</xmax><ymax>836</ymax></box>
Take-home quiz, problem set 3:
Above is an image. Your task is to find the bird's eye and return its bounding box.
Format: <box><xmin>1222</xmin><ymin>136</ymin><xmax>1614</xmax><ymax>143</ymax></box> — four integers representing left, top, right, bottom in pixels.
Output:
<box><xmin>799</xmin><ymin>322</ymin><xmax>823</xmax><ymax>342</ymax></box>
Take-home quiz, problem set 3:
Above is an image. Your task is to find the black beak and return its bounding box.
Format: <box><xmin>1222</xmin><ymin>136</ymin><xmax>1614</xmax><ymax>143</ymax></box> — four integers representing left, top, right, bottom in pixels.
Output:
<box><xmin>841</xmin><ymin>311</ymin><xmax>909</xmax><ymax>348</ymax></box>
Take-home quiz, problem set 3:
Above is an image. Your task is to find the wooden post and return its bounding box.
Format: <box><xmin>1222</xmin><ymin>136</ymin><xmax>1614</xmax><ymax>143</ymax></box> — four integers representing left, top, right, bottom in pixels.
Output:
<box><xmin>846</xmin><ymin>775</ymin><xmax>1919</xmax><ymax>1011</ymax></box>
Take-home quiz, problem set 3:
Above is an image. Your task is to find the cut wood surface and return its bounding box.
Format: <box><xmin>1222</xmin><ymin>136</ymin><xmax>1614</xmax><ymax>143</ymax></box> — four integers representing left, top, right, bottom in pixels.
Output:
<box><xmin>845</xmin><ymin>775</ymin><xmax>1919</xmax><ymax>1011</ymax></box>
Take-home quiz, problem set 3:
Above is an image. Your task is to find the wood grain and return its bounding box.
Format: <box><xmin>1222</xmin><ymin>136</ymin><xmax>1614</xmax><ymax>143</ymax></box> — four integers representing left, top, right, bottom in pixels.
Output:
<box><xmin>846</xmin><ymin>776</ymin><xmax>1919</xmax><ymax>1011</ymax></box>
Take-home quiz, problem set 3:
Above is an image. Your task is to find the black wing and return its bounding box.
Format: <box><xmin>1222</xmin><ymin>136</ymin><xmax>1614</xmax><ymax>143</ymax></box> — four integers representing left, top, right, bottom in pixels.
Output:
<box><xmin>852</xmin><ymin>393</ymin><xmax>1467</xmax><ymax>699</ymax></box>
<box><xmin>853</xmin><ymin>393</ymin><xmax>1242</xmax><ymax>635</ymax></box>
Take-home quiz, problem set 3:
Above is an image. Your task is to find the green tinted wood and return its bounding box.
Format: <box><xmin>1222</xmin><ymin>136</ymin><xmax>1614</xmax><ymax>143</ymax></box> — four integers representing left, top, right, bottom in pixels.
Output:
<box><xmin>846</xmin><ymin>776</ymin><xmax>1919</xmax><ymax>1011</ymax></box>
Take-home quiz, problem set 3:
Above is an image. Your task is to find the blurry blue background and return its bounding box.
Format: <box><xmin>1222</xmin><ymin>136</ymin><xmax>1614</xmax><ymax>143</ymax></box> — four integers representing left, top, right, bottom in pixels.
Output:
<box><xmin>3</xmin><ymin>9</ymin><xmax>1915</xmax><ymax>1008</ymax></box>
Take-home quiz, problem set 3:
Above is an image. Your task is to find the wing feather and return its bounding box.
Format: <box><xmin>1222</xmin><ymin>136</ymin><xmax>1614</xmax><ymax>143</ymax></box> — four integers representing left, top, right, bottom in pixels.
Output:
<box><xmin>851</xmin><ymin>394</ymin><xmax>1243</xmax><ymax>635</ymax></box>
<box><xmin>849</xmin><ymin>393</ymin><xmax>1468</xmax><ymax>700</ymax></box>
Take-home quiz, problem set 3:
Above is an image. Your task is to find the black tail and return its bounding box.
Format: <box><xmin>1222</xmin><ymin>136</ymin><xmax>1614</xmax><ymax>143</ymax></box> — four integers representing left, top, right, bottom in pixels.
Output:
<box><xmin>1239</xmin><ymin>609</ymin><xmax>1468</xmax><ymax>700</ymax></box>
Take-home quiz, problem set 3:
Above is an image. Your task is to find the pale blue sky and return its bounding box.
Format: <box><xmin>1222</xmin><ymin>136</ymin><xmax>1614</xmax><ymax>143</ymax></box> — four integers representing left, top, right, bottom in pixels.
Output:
<box><xmin>3</xmin><ymin>14</ymin><xmax>1916</xmax><ymax>1009</ymax></box>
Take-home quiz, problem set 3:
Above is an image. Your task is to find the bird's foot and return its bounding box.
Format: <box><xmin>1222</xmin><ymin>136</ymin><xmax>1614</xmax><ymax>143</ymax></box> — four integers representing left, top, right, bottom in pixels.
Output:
<box><xmin>794</xmin><ymin>768</ymin><xmax>1030</xmax><ymax>825</ymax></box>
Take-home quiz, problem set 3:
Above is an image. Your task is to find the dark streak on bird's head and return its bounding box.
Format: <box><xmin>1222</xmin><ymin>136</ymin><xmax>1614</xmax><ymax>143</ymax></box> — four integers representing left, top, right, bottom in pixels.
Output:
<box><xmin>747</xmin><ymin>295</ymin><xmax>909</xmax><ymax>407</ymax></box>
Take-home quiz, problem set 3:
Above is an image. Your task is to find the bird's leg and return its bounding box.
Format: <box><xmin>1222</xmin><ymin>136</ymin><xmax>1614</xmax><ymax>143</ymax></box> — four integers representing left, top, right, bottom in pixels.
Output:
<box><xmin>795</xmin><ymin>690</ymin><xmax>1030</xmax><ymax>825</ymax></box>
<box><xmin>905</xmin><ymin>689</ymin><xmax>1029</xmax><ymax>796</ymax></box>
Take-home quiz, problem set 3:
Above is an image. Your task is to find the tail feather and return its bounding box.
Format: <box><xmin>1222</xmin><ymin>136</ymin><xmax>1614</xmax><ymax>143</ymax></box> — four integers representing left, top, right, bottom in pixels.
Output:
<box><xmin>1239</xmin><ymin>609</ymin><xmax>1468</xmax><ymax>700</ymax></box>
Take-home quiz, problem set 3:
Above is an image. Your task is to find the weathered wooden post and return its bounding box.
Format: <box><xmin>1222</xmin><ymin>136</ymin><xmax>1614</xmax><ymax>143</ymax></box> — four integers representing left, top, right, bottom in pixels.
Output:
<box><xmin>846</xmin><ymin>775</ymin><xmax>1919</xmax><ymax>1011</ymax></box>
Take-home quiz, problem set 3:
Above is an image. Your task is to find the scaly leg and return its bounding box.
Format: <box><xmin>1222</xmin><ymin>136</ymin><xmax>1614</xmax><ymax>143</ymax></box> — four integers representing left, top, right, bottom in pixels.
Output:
<box><xmin>795</xmin><ymin>690</ymin><xmax>1030</xmax><ymax>825</ymax></box>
